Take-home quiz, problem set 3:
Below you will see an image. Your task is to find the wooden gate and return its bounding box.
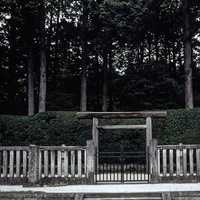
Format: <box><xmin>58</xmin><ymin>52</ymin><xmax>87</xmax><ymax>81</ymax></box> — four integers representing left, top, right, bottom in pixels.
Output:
<box><xmin>96</xmin><ymin>142</ymin><xmax>149</xmax><ymax>183</ymax></box>
<box><xmin>77</xmin><ymin>111</ymin><xmax>167</xmax><ymax>183</ymax></box>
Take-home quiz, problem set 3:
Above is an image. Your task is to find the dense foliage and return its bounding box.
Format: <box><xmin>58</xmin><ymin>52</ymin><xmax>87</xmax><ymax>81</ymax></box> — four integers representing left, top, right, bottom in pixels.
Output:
<box><xmin>0</xmin><ymin>112</ymin><xmax>91</xmax><ymax>145</ymax></box>
<box><xmin>0</xmin><ymin>0</ymin><xmax>199</xmax><ymax>114</ymax></box>
<box><xmin>1</xmin><ymin>109</ymin><xmax>200</xmax><ymax>146</ymax></box>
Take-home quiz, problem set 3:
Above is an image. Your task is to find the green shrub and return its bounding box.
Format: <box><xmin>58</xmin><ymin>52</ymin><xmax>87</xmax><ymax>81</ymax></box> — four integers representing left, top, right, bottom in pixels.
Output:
<box><xmin>0</xmin><ymin>112</ymin><xmax>91</xmax><ymax>146</ymax></box>
<box><xmin>0</xmin><ymin>109</ymin><xmax>200</xmax><ymax>146</ymax></box>
<box><xmin>161</xmin><ymin>108</ymin><xmax>200</xmax><ymax>144</ymax></box>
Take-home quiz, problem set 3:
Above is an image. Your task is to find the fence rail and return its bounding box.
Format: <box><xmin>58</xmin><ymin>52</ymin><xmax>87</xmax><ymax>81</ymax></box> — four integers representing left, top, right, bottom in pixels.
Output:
<box><xmin>39</xmin><ymin>146</ymin><xmax>86</xmax><ymax>178</ymax></box>
<box><xmin>157</xmin><ymin>144</ymin><xmax>200</xmax><ymax>179</ymax></box>
<box><xmin>1</xmin><ymin>142</ymin><xmax>200</xmax><ymax>184</ymax></box>
<box><xmin>0</xmin><ymin>144</ymin><xmax>87</xmax><ymax>184</ymax></box>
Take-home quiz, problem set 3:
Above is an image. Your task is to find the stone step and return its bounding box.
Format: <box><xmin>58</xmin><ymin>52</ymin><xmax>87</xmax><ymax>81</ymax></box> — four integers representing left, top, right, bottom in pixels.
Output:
<box><xmin>84</xmin><ymin>198</ymin><xmax>161</xmax><ymax>200</ymax></box>
<box><xmin>83</xmin><ymin>193</ymin><xmax>163</xmax><ymax>200</ymax></box>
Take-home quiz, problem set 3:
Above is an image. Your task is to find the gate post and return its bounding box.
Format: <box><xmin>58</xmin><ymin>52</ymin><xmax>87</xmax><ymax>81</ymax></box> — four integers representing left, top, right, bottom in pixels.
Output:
<box><xmin>28</xmin><ymin>145</ymin><xmax>40</xmax><ymax>184</ymax></box>
<box><xmin>92</xmin><ymin>117</ymin><xmax>99</xmax><ymax>148</ymax></box>
<box><xmin>146</xmin><ymin>117</ymin><xmax>152</xmax><ymax>174</ymax></box>
<box><xmin>92</xmin><ymin>118</ymin><xmax>99</xmax><ymax>171</ymax></box>
<box><xmin>86</xmin><ymin>140</ymin><xmax>95</xmax><ymax>184</ymax></box>
<box><xmin>149</xmin><ymin>139</ymin><xmax>159</xmax><ymax>183</ymax></box>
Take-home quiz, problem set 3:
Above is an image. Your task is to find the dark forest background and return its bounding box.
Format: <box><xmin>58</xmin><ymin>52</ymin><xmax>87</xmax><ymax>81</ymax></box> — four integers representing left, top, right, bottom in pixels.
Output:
<box><xmin>0</xmin><ymin>0</ymin><xmax>200</xmax><ymax>115</ymax></box>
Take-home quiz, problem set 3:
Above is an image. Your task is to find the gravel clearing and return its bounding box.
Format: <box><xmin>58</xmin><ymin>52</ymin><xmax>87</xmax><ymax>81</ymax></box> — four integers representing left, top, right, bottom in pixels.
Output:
<box><xmin>0</xmin><ymin>183</ymin><xmax>200</xmax><ymax>193</ymax></box>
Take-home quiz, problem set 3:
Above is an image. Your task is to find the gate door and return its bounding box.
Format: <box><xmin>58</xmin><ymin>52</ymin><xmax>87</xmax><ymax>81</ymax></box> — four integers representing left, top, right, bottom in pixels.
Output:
<box><xmin>96</xmin><ymin>139</ymin><xmax>149</xmax><ymax>183</ymax></box>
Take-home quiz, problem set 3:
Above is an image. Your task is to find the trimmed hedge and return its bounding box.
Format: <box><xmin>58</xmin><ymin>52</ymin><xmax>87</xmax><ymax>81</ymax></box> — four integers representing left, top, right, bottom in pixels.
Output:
<box><xmin>0</xmin><ymin>112</ymin><xmax>91</xmax><ymax>146</ymax></box>
<box><xmin>160</xmin><ymin>108</ymin><xmax>200</xmax><ymax>144</ymax></box>
<box><xmin>0</xmin><ymin>109</ymin><xmax>200</xmax><ymax>146</ymax></box>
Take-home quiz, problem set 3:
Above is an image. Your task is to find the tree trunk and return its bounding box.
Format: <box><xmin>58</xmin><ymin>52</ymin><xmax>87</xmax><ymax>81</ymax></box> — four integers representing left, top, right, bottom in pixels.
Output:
<box><xmin>8</xmin><ymin>5</ymin><xmax>17</xmax><ymax>114</ymax></box>
<box><xmin>80</xmin><ymin>0</ymin><xmax>88</xmax><ymax>112</ymax></box>
<box><xmin>28</xmin><ymin>49</ymin><xmax>35</xmax><ymax>116</ymax></box>
<box><xmin>95</xmin><ymin>52</ymin><xmax>100</xmax><ymax>110</ymax></box>
<box><xmin>47</xmin><ymin>10</ymin><xmax>53</xmax><ymax>79</ymax></box>
<box><xmin>81</xmin><ymin>68</ymin><xmax>87</xmax><ymax>112</ymax></box>
<box><xmin>54</xmin><ymin>6</ymin><xmax>60</xmax><ymax>78</ymax></box>
<box><xmin>102</xmin><ymin>51</ymin><xmax>108</xmax><ymax>112</ymax></box>
<box><xmin>184</xmin><ymin>0</ymin><xmax>193</xmax><ymax>109</ymax></box>
<box><xmin>108</xmin><ymin>51</ymin><xmax>114</xmax><ymax>111</ymax></box>
<box><xmin>39</xmin><ymin>49</ymin><xmax>47</xmax><ymax>113</ymax></box>
<box><xmin>38</xmin><ymin>0</ymin><xmax>47</xmax><ymax>113</ymax></box>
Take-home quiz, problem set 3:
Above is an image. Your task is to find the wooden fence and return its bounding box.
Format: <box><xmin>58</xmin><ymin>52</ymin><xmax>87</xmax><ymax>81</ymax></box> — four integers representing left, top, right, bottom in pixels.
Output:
<box><xmin>157</xmin><ymin>144</ymin><xmax>200</xmax><ymax>181</ymax></box>
<box><xmin>1</xmin><ymin>141</ymin><xmax>200</xmax><ymax>184</ymax></box>
<box><xmin>39</xmin><ymin>146</ymin><xmax>86</xmax><ymax>178</ymax></box>
<box><xmin>0</xmin><ymin>146</ymin><xmax>29</xmax><ymax>182</ymax></box>
<box><xmin>0</xmin><ymin>143</ymin><xmax>93</xmax><ymax>184</ymax></box>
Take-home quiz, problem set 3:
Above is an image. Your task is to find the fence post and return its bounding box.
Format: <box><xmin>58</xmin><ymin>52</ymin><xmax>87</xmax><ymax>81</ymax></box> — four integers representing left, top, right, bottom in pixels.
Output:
<box><xmin>149</xmin><ymin>139</ymin><xmax>159</xmax><ymax>183</ymax></box>
<box><xmin>28</xmin><ymin>145</ymin><xmax>40</xmax><ymax>184</ymax></box>
<box><xmin>86</xmin><ymin>140</ymin><xmax>95</xmax><ymax>184</ymax></box>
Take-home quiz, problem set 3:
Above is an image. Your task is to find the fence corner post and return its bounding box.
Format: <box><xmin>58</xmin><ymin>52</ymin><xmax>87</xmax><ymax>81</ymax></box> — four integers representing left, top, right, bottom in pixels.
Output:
<box><xmin>86</xmin><ymin>140</ymin><xmax>95</xmax><ymax>184</ymax></box>
<box><xmin>28</xmin><ymin>144</ymin><xmax>40</xmax><ymax>184</ymax></box>
<box><xmin>149</xmin><ymin>139</ymin><xmax>159</xmax><ymax>183</ymax></box>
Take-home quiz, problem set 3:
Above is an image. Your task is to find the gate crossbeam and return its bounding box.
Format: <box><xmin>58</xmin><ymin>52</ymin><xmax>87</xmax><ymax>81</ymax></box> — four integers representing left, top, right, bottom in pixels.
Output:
<box><xmin>97</xmin><ymin>125</ymin><xmax>147</xmax><ymax>130</ymax></box>
<box><xmin>77</xmin><ymin>111</ymin><xmax>167</xmax><ymax>119</ymax></box>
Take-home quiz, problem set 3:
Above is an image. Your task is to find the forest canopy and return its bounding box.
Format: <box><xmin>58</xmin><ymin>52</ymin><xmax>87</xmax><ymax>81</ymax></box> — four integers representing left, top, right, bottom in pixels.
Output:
<box><xmin>0</xmin><ymin>0</ymin><xmax>200</xmax><ymax>115</ymax></box>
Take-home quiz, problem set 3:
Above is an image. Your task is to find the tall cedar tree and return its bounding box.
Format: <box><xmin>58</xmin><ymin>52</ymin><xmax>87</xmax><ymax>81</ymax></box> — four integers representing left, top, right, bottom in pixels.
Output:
<box><xmin>7</xmin><ymin>2</ymin><xmax>17</xmax><ymax>114</ymax></box>
<box><xmin>80</xmin><ymin>0</ymin><xmax>88</xmax><ymax>111</ymax></box>
<box><xmin>102</xmin><ymin>50</ymin><xmax>108</xmax><ymax>111</ymax></box>
<box><xmin>184</xmin><ymin>0</ymin><xmax>193</xmax><ymax>109</ymax></box>
<box><xmin>38</xmin><ymin>0</ymin><xmax>47</xmax><ymax>113</ymax></box>
<box><xmin>22</xmin><ymin>1</ymin><xmax>36</xmax><ymax>116</ymax></box>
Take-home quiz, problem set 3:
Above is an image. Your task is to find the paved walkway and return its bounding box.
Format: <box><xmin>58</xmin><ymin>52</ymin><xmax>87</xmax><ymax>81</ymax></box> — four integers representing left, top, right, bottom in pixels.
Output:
<box><xmin>0</xmin><ymin>183</ymin><xmax>200</xmax><ymax>193</ymax></box>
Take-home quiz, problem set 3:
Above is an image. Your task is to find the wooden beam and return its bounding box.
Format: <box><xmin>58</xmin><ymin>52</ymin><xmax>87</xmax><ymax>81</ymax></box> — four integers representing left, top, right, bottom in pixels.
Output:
<box><xmin>77</xmin><ymin>111</ymin><xmax>167</xmax><ymax>119</ymax></box>
<box><xmin>146</xmin><ymin>117</ymin><xmax>152</xmax><ymax>148</ymax></box>
<box><xmin>92</xmin><ymin>118</ymin><xmax>99</xmax><ymax>148</ymax></box>
<box><xmin>97</xmin><ymin>125</ymin><xmax>147</xmax><ymax>130</ymax></box>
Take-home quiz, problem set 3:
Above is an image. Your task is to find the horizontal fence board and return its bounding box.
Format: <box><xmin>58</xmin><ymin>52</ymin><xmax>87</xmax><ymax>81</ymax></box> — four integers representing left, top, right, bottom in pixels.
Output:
<box><xmin>40</xmin><ymin>146</ymin><xmax>86</xmax><ymax>151</ymax></box>
<box><xmin>157</xmin><ymin>144</ymin><xmax>200</xmax><ymax>150</ymax></box>
<box><xmin>0</xmin><ymin>147</ymin><xmax>29</xmax><ymax>151</ymax></box>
